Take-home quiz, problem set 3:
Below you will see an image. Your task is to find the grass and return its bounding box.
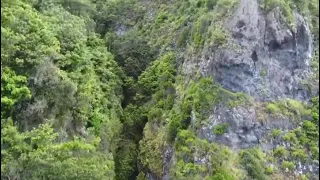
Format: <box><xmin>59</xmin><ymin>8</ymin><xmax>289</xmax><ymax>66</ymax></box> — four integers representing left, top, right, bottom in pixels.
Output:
<box><xmin>227</xmin><ymin>92</ymin><xmax>253</xmax><ymax>108</ymax></box>
<box><xmin>281</xmin><ymin>161</ymin><xmax>295</xmax><ymax>172</ymax></box>
<box><xmin>292</xmin><ymin>148</ymin><xmax>307</xmax><ymax>161</ymax></box>
<box><xmin>213</xmin><ymin>123</ymin><xmax>229</xmax><ymax>135</ymax></box>
<box><xmin>262</xmin><ymin>0</ymin><xmax>295</xmax><ymax>27</ymax></box>
<box><xmin>212</xmin><ymin>28</ymin><xmax>227</xmax><ymax>47</ymax></box>
<box><xmin>273</xmin><ymin>146</ymin><xmax>289</xmax><ymax>158</ymax></box>
<box><xmin>271</xmin><ymin>129</ymin><xmax>281</xmax><ymax>138</ymax></box>
<box><xmin>216</xmin><ymin>87</ymin><xmax>253</xmax><ymax>108</ymax></box>
<box><xmin>265</xmin><ymin>166</ymin><xmax>274</xmax><ymax>175</ymax></box>
<box><xmin>265</xmin><ymin>99</ymin><xmax>311</xmax><ymax>120</ymax></box>
<box><xmin>260</xmin><ymin>69</ymin><xmax>267</xmax><ymax>77</ymax></box>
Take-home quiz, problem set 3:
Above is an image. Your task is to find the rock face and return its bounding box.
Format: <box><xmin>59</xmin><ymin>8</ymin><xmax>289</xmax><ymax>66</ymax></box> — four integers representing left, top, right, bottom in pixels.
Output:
<box><xmin>175</xmin><ymin>0</ymin><xmax>318</xmax><ymax>179</ymax></box>
<box><xmin>197</xmin><ymin>0</ymin><xmax>313</xmax><ymax>101</ymax></box>
<box><xmin>197</xmin><ymin>104</ymin><xmax>292</xmax><ymax>150</ymax></box>
<box><xmin>196</xmin><ymin>103</ymin><xmax>319</xmax><ymax>176</ymax></box>
<box><xmin>190</xmin><ymin>0</ymin><xmax>315</xmax><ymax>151</ymax></box>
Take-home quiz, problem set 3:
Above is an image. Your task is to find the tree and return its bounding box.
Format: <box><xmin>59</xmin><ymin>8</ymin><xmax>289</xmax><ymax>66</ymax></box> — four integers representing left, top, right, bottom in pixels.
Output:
<box><xmin>1</xmin><ymin>120</ymin><xmax>115</xmax><ymax>180</ymax></box>
<box><xmin>1</xmin><ymin>67</ymin><xmax>31</xmax><ymax>118</ymax></box>
<box><xmin>111</xmin><ymin>31</ymin><xmax>157</xmax><ymax>79</ymax></box>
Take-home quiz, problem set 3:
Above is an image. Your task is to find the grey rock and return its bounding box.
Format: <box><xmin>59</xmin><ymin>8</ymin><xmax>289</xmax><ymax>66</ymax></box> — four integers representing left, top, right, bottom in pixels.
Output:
<box><xmin>245</xmin><ymin>131</ymin><xmax>258</xmax><ymax>143</ymax></box>
<box><xmin>185</xmin><ymin>0</ymin><xmax>314</xmax><ymax>102</ymax></box>
<box><xmin>164</xmin><ymin>0</ymin><xmax>317</xmax><ymax>178</ymax></box>
<box><xmin>197</xmin><ymin>103</ymin><xmax>293</xmax><ymax>150</ymax></box>
<box><xmin>115</xmin><ymin>25</ymin><xmax>128</xmax><ymax>36</ymax></box>
<box><xmin>162</xmin><ymin>175</ymin><xmax>170</xmax><ymax>180</ymax></box>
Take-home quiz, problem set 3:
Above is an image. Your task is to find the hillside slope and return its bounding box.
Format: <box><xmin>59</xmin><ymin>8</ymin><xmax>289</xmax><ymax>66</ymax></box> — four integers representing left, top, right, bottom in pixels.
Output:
<box><xmin>1</xmin><ymin>0</ymin><xmax>319</xmax><ymax>180</ymax></box>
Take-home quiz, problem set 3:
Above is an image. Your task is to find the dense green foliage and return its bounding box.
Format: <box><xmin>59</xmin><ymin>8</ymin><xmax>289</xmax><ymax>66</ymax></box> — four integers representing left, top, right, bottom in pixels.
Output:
<box><xmin>240</xmin><ymin>148</ymin><xmax>268</xmax><ymax>180</ymax></box>
<box><xmin>1</xmin><ymin>0</ymin><xmax>319</xmax><ymax>179</ymax></box>
<box><xmin>1</xmin><ymin>0</ymin><xmax>123</xmax><ymax>178</ymax></box>
<box><xmin>168</xmin><ymin>78</ymin><xmax>220</xmax><ymax>141</ymax></box>
<box><xmin>1</xmin><ymin>120</ymin><xmax>115</xmax><ymax>179</ymax></box>
<box><xmin>266</xmin><ymin>99</ymin><xmax>311</xmax><ymax>121</ymax></box>
<box><xmin>113</xmin><ymin>52</ymin><xmax>177</xmax><ymax>179</ymax></box>
<box><xmin>213</xmin><ymin>123</ymin><xmax>229</xmax><ymax>135</ymax></box>
<box><xmin>171</xmin><ymin>130</ymin><xmax>244</xmax><ymax>180</ymax></box>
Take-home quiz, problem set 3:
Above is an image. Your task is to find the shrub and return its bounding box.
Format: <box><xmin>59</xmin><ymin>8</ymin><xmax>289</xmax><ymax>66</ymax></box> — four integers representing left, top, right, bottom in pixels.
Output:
<box><xmin>311</xmin><ymin>96</ymin><xmax>319</xmax><ymax>124</ymax></box>
<box><xmin>111</xmin><ymin>31</ymin><xmax>156</xmax><ymax>79</ymax></box>
<box><xmin>266</xmin><ymin>103</ymin><xmax>281</xmax><ymax>114</ymax></box>
<box><xmin>213</xmin><ymin>123</ymin><xmax>228</xmax><ymax>135</ymax></box>
<box><xmin>206</xmin><ymin>0</ymin><xmax>218</xmax><ymax>10</ymax></box>
<box><xmin>298</xmin><ymin>174</ymin><xmax>310</xmax><ymax>180</ymax></box>
<box><xmin>168</xmin><ymin>100</ymin><xmax>192</xmax><ymax>142</ymax></box>
<box><xmin>266</xmin><ymin>99</ymin><xmax>310</xmax><ymax>120</ymax></box>
<box><xmin>273</xmin><ymin>146</ymin><xmax>289</xmax><ymax>158</ymax></box>
<box><xmin>283</xmin><ymin>132</ymin><xmax>298</xmax><ymax>144</ymax></box>
<box><xmin>148</xmin><ymin>107</ymin><xmax>163</xmax><ymax>122</ymax></box>
<box><xmin>260</xmin><ymin>69</ymin><xmax>267</xmax><ymax>77</ymax></box>
<box><xmin>263</xmin><ymin>0</ymin><xmax>294</xmax><ymax>26</ymax></box>
<box><xmin>156</xmin><ymin>13</ymin><xmax>168</xmax><ymax>24</ymax></box>
<box><xmin>292</xmin><ymin>148</ymin><xmax>307</xmax><ymax>161</ymax></box>
<box><xmin>114</xmin><ymin>140</ymin><xmax>138</xmax><ymax>180</ymax></box>
<box><xmin>139</xmin><ymin>125</ymin><xmax>165</xmax><ymax>177</ymax></box>
<box><xmin>265</xmin><ymin>166</ymin><xmax>274</xmax><ymax>175</ymax></box>
<box><xmin>216</xmin><ymin>0</ymin><xmax>238</xmax><ymax>16</ymax></box>
<box><xmin>310</xmin><ymin>145</ymin><xmax>319</xmax><ymax>160</ymax></box>
<box><xmin>138</xmin><ymin>52</ymin><xmax>176</xmax><ymax>95</ymax></box>
<box><xmin>281</xmin><ymin>161</ymin><xmax>295</xmax><ymax>171</ymax></box>
<box><xmin>177</xmin><ymin>25</ymin><xmax>191</xmax><ymax>47</ymax></box>
<box><xmin>176</xmin><ymin>129</ymin><xmax>196</xmax><ymax>148</ymax></box>
<box><xmin>287</xmin><ymin>99</ymin><xmax>311</xmax><ymax>116</ymax></box>
<box><xmin>168</xmin><ymin>114</ymin><xmax>183</xmax><ymax>142</ymax></box>
<box><xmin>227</xmin><ymin>92</ymin><xmax>251</xmax><ymax>108</ymax></box>
<box><xmin>191</xmin><ymin>15</ymin><xmax>210</xmax><ymax>48</ymax></box>
<box><xmin>212</xmin><ymin>28</ymin><xmax>227</xmax><ymax>46</ymax></box>
<box><xmin>136</xmin><ymin>172</ymin><xmax>147</xmax><ymax>180</ymax></box>
<box><xmin>239</xmin><ymin>148</ymin><xmax>268</xmax><ymax>180</ymax></box>
<box><xmin>302</xmin><ymin>120</ymin><xmax>318</xmax><ymax>141</ymax></box>
<box><xmin>185</xmin><ymin>78</ymin><xmax>219</xmax><ymax>121</ymax></box>
<box><xmin>211</xmin><ymin>168</ymin><xmax>236</xmax><ymax>180</ymax></box>
<box><xmin>271</xmin><ymin>129</ymin><xmax>281</xmax><ymax>138</ymax></box>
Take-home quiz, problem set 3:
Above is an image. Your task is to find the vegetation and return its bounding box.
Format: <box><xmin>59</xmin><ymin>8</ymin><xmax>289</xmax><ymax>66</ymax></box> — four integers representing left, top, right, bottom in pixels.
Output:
<box><xmin>271</xmin><ymin>129</ymin><xmax>282</xmax><ymax>138</ymax></box>
<box><xmin>262</xmin><ymin>97</ymin><xmax>319</xmax><ymax>177</ymax></box>
<box><xmin>266</xmin><ymin>99</ymin><xmax>311</xmax><ymax>120</ymax></box>
<box><xmin>1</xmin><ymin>0</ymin><xmax>318</xmax><ymax>179</ymax></box>
<box><xmin>168</xmin><ymin>77</ymin><xmax>220</xmax><ymax>141</ymax></box>
<box><xmin>281</xmin><ymin>161</ymin><xmax>296</xmax><ymax>172</ymax></box>
<box><xmin>171</xmin><ymin>130</ymin><xmax>244</xmax><ymax>179</ymax></box>
<box><xmin>260</xmin><ymin>69</ymin><xmax>267</xmax><ymax>77</ymax></box>
<box><xmin>213</xmin><ymin>123</ymin><xmax>229</xmax><ymax>135</ymax></box>
<box><xmin>262</xmin><ymin>0</ymin><xmax>319</xmax><ymax>31</ymax></box>
<box><xmin>227</xmin><ymin>92</ymin><xmax>253</xmax><ymax>108</ymax></box>
<box><xmin>1</xmin><ymin>0</ymin><xmax>125</xmax><ymax>178</ymax></box>
<box><xmin>239</xmin><ymin>148</ymin><xmax>268</xmax><ymax>180</ymax></box>
<box><xmin>273</xmin><ymin>146</ymin><xmax>289</xmax><ymax>158</ymax></box>
<box><xmin>265</xmin><ymin>166</ymin><xmax>274</xmax><ymax>175</ymax></box>
<box><xmin>139</xmin><ymin>124</ymin><xmax>166</xmax><ymax>178</ymax></box>
<box><xmin>1</xmin><ymin>120</ymin><xmax>115</xmax><ymax>179</ymax></box>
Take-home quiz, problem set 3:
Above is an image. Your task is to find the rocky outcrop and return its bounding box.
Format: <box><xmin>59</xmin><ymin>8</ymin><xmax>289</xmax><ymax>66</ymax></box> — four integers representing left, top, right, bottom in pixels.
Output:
<box><xmin>175</xmin><ymin>0</ymin><xmax>318</xmax><ymax>179</ymax></box>
<box><xmin>196</xmin><ymin>103</ymin><xmax>319</xmax><ymax>176</ymax></box>
<box><xmin>197</xmin><ymin>104</ymin><xmax>291</xmax><ymax>150</ymax></box>
<box><xmin>194</xmin><ymin>0</ymin><xmax>314</xmax><ymax>101</ymax></box>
